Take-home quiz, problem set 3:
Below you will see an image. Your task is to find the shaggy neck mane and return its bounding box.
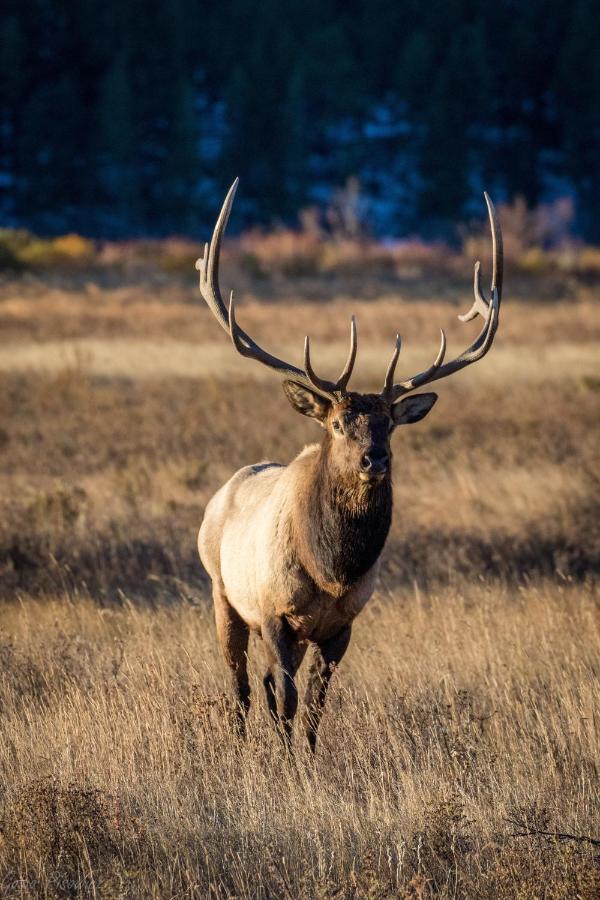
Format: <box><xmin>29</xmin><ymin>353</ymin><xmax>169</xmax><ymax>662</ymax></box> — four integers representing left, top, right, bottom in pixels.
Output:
<box><xmin>293</xmin><ymin>438</ymin><xmax>393</xmax><ymax>593</ymax></box>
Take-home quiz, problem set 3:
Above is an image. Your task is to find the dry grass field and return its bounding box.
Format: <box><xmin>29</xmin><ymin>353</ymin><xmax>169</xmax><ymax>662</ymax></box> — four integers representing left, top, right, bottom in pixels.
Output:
<box><xmin>0</xmin><ymin>264</ymin><xmax>599</xmax><ymax>897</ymax></box>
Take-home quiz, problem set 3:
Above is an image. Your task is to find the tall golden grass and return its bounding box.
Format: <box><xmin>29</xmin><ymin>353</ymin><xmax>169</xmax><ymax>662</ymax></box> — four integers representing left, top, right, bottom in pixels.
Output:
<box><xmin>0</xmin><ymin>583</ymin><xmax>598</xmax><ymax>898</ymax></box>
<box><xmin>0</xmin><ymin>269</ymin><xmax>598</xmax><ymax>897</ymax></box>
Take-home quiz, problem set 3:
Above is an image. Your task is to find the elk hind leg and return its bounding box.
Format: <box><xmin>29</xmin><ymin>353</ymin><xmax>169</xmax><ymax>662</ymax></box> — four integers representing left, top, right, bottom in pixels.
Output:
<box><xmin>214</xmin><ymin>588</ymin><xmax>250</xmax><ymax>737</ymax></box>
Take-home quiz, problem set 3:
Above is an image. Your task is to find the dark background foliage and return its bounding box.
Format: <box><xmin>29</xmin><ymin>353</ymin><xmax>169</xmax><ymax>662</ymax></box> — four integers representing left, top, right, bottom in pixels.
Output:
<box><xmin>0</xmin><ymin>0</ymin><xmax>598</xmax><ymax>239</ymax></box>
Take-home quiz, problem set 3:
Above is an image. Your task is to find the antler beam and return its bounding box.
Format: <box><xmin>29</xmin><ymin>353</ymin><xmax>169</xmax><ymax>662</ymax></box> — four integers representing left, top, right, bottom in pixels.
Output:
<box><xmin>196</xmin><ymin>179</ymin><xmax>357</xmax><ymax>400</ymax></box>
<box><xmin>381</xmin><ymin>192</ymin><xmax>503</xmax><ymax>404</ymax></box>
<box><xmin>198</xmin><ymin>182</ymin><xmax>502</xmax><ymax>405</ymax></box>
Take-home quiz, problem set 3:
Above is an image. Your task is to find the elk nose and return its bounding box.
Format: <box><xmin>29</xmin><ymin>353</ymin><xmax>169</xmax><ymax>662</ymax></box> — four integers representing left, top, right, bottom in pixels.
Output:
<box><xmin>360</xmin><ymin>447</ymin><xmax>389</xmax><ymax>474</ymax></box>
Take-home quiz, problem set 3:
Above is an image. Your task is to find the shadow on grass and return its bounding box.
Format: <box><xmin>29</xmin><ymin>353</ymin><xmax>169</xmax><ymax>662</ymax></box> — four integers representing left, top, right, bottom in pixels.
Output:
<box><xmin>2</xmin><ymin>505</ymin><xmax>598</xmax><ymax>603</ymax></box>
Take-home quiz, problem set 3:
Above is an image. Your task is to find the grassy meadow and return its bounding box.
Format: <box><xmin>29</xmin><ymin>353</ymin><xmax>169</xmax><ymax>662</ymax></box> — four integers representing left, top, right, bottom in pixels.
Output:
<box><xmin>0</xmin><ymin>250</ymin><xmax>598</xmax><ymax>897</ymax></box>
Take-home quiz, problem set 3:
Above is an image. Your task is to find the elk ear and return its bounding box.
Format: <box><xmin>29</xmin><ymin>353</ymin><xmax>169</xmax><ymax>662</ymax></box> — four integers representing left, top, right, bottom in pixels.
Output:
<box><xmin>391</xmin><ymin>392</ymin><xmax>438</xmax><ymax>428</ymax></box>
<box><xmin>282</xmin><ymin>380</ymin><xmax>332</xmax><ymax>424</ymax></box>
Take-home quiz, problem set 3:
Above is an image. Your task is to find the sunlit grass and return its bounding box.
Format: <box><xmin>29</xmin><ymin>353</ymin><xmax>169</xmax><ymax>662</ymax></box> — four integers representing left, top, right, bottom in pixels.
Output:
<box><xmin>0</xmin><ymin>583</ymin><xmax>598</xmax><ymax>897</ymax></box>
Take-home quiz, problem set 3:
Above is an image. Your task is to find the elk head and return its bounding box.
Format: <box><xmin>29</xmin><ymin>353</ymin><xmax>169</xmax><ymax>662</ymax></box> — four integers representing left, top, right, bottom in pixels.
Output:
<box><xmin>196</xmin><ymin>179</ymin><xmax>503</xmax><ymax>487</ymax></box>
<box><xmin>281</xmin><ymin>383</ymin><xmax>437</xmax><ymax>486</ymax></box>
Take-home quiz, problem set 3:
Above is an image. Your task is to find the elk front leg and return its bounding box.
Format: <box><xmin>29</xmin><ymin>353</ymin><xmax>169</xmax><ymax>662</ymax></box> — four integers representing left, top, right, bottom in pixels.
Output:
<box><xmin>262</xmin><ymin>617</ymin><xmax>304</xmax><ymax>749</ymax></box>
<box><xmin>213</xmin><ymin>588</ymin><xmax>250</xmax><ymax>737</ymax></box>
<box><xmin>303</xmin><ymin>625</ymin><xmax>352</xmax><ymax>753</ymax></box>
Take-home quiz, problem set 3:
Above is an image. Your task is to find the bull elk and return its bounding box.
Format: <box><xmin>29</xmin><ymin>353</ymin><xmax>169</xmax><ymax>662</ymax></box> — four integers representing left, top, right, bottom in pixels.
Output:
<box><xmin>197</xmin><ymin>180</ymin><xmax>503</xmax><ymax>750</ymax></box>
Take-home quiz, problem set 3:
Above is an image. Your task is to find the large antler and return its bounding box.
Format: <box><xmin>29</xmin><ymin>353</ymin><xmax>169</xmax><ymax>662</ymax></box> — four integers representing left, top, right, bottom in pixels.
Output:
<box><xmin>382</xmin><ymin>193</ymin><xmax>503</xmax><ymax>404</ymax></box>
<box><xmin>196</xmin><ymin>179</ymin><xmax>357</xmax><ymax>400</ymax></box>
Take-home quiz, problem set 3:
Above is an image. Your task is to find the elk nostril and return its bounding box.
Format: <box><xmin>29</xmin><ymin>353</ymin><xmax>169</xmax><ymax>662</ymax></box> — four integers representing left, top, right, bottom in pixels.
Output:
<box><xmin>368</xmin><ymin>448</ymin><xmax>389</xmax><ymax>471</ymax></box>
<box><xmin>361</xmin><ymin>453</ymin><xmax>373</xmax><ymax>471</ymax></box>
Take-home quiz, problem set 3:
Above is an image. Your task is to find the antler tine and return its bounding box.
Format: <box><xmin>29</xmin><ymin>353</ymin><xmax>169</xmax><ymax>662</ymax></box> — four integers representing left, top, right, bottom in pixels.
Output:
<box><xmin>382</xmin><ymin>335</ymin><xmax>401</xmax><ymax>402</ymax></box>
<box><xmin>226</xmin><ymin>292</ymin><xmax>307</xmax><ymax>382</ymax></box>
<box><xmin>337</xmin><ymin>315</ymin><xmax>358</xmax><ymax>392</ymax></box>
<box><xmin>487</xmin><ymin>191</ymin><xmax>503</xmax><ymax>304</ymax></box>
<box><xmin>304</xmin><ymin>316</ymin><xmax>358</xmax><ymax>398</ymax></box>
<box><xmin>385</xmin><ymin>193</ymin><xmax>503</xmax><ymax>402</ymax></box>
<box><xmin>458</xmin><ymin>192</ymin><xmax>503</xmax><ymax>323</ymax></box>
<box><xmin>389</xmin><ymin>330</ymin><xmax>447</xmax><ymax>400</ymax></box>
<box><xmin>303</xmin><ymin>337</ymin><xmax>338</xmax><ymax>395</ymax></box>
<box><xmin>458</xmin><ymin>260</ymin><xmax>488</xmax><ymax>323</ymax></box>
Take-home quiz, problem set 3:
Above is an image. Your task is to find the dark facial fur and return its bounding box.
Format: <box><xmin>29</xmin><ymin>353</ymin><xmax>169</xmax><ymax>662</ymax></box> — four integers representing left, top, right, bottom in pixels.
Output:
<box><xmin>293</xmin><ymin>394</ymin><xmax>394</xmax><ymax>591</ymax></box>
<box><xmin>325</xmin><ymin>393</ymin><xmax>392</xmax><ymax>484</ymax></box>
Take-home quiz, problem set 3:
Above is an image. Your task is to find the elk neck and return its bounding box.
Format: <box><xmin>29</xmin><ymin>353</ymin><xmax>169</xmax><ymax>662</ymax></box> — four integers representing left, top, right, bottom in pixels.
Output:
<box><xmin>292</xmin><ymin>436</ymin><xmax>393</xmax><ymax>594</ymax></box>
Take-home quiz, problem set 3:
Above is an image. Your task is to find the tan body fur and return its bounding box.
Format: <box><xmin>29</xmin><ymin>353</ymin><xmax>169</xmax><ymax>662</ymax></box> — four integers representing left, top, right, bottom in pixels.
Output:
<box><xmin>199</xmin><ymin>445</ymin><xmax>378</xmax><ymax>643</ymax></box>
<box><xmin>197</xmin><ymin>415</ymin><xmax>394</xmax><ymax>751</ymax></box>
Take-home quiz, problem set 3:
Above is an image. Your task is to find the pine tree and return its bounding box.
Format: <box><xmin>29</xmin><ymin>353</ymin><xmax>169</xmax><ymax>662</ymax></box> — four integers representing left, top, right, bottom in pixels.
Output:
<box><xmin>96</xmin><ymin>53</ymin><xmax>138</xmax><ymax>233</ymax></box>
<box><xmin>555</xmin><ymin>0</ymin><xmax>600</xmax><ymax>239</ymax></box>
<box><xmin>0</xmin><ymin>0</ymin><xmax>596</xmax><ymax>239</ymax></box>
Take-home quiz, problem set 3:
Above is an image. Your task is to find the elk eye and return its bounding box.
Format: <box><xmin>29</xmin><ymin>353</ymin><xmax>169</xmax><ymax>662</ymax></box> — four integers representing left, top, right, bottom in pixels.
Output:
<box><xmin>332</xmin><ymin>420</ymin><xmax>341</xmax><ymax>433</ymax></box>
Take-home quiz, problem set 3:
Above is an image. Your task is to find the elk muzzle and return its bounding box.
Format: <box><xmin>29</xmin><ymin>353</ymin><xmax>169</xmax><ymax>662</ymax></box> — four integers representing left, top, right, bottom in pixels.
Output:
<box><xmin>359</xmin><ymin>446</ymin><xmax>389</xmax><ymax>482</ymax></box>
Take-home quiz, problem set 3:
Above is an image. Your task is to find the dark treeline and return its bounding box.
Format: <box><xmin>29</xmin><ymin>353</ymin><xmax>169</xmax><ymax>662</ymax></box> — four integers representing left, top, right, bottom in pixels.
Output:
<box><xmin>0</xmin><ymin>0</ymin><xmax>598</xmax><ymax>239</ymax></box>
